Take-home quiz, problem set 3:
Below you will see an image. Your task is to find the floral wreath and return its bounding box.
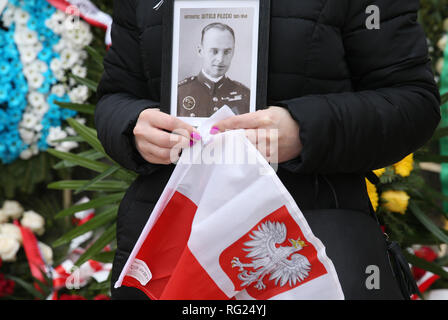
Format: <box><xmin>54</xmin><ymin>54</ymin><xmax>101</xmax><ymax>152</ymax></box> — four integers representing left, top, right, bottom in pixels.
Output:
<box><xmin>0</xmin><ymin>0</ymin><xmax>93</xmax><ymax>164</ymax></box>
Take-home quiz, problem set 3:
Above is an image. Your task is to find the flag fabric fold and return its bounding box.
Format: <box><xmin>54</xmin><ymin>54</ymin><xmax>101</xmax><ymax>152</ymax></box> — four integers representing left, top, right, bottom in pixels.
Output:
<box><xmin>115</xmin><ymin>106</ymin><xmax>344</xmax><ymax>300</ymax></box>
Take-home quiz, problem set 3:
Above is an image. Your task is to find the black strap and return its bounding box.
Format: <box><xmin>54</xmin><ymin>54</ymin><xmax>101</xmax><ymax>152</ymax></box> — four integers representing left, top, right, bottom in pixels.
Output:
<box><xmin>364</xmin><ymin>171</ymin><xmax>421</xmax><ymax>299</ymax></box>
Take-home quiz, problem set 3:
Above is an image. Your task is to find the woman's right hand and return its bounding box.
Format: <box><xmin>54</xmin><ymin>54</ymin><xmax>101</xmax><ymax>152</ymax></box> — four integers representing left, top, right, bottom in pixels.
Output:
<box><xmin>133</xmin><ymin>108</ymin><xmax>201</xmax><ymax>165</ymax></box>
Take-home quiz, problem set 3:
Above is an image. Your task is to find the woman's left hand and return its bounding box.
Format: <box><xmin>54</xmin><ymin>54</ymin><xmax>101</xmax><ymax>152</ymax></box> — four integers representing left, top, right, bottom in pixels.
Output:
<box><xmin>211</xmin><ymin>106</ymin><xmax>302</xmax><ymax>163</ymax></box>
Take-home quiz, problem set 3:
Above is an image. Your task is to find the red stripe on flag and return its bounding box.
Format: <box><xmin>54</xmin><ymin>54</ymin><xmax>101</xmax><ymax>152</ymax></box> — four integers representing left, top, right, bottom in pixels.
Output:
<box><xmin>122</xmin><ymin>191</ymin><xmax>197</xmax><ymax>299</ymax></box>
<box><xmin>160</xmin><ymin>246</ymin><xmax>229</xmax><ymax>300</ymax></box>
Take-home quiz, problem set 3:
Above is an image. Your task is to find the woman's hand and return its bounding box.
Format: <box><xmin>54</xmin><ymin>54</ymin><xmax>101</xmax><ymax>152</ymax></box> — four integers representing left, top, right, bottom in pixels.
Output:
<box><xmin>133</xmin><ymin>108</ymin><xmax>201</xmax><ymax>164</ymax></box>
<box><xmin>212</xmin><ymin>106</ymin><xmax>302</xmax><ymax>163</ymax></box>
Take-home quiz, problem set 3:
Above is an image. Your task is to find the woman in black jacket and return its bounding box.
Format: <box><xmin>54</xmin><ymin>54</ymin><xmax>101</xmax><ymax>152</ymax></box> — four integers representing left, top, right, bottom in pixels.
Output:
<box><xmin>95</xmin><ymin>0</ymin><xmax>441</xmax><ymax>300</ymax></box>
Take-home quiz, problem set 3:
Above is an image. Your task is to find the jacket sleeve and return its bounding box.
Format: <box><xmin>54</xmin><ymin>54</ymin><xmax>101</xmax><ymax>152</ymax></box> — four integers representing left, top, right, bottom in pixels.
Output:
<box><xmin>279</xmin><ymin>0</ymin><xmax>441</xmax><ymax>174</ymax></box>
<box><xmin>95</xmin><ymin>0</ymin><xmax>162</xmax><ymax>175</ymax></box>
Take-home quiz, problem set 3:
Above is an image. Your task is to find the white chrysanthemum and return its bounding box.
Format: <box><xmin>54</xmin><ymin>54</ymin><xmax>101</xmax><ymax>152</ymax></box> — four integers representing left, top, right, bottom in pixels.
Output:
<box><xmin>28</xmin><ymin>73</ymin><xmax>44</xmax><ymax>89</ymax></box>
<box><xmin>60</xmin><ymin>48</ymin><xmax>79</xmax><ymax>70</ymax></box>
<box><xmin>51</xmin><ymin>84</ymin><xmax>66</xmax><ymax>97</ymax></box>
<box><xmin>13</xmin><ymin>8</ymin><xmax>29</xmax><ymax>25</ymax></box>
<box><xmin>28</xmin><ymin>92</ymin><xmax>45</xmax><ymax>107</ymax></box>
<box><xmin>53</xmin><ymin>68</ymin><xmax>66</xmax><ymax>81</ymax></box>
<box><xmin>47</xmin><ymin>126</ymin><xmax>67</xmax><ymax>146</ymax></box>
<box><xmin>71</xmin><ymin>64</ymin><xmax>87</xmax><ymax>78</ymax></box>
<box><xmin>19</xmin><ymin>46</ymin><xmax>38</xmax><ymax>64</ymax></box>
<box><xmin>21</xmin><ymin>112</ymin><xmax>39</xmax><ymax>129</ymax></box>
<box><xmin>19</xmin><ymin>128</ymin><xmax>36</xmax><ymax>145</ymax></box>
<box><xmin>32</xmin><ymin>102</ymin><xmax>50</xmax><ymax>116</ymax></box>
<box><xmin>20</xmin><ymin>148</ymin><xmax>33</xmax><ymax>160</ymax></box>
<box><xmin>0</xmin><ymin>223</ymin><xmax>22</xmax><ymax>244</ymax></box>
<box><xmin>56</xmin><ymin>141</ymin><xmax>79</xmax><ymax>153</ymax></box>
<box><xmin>50</xmin><ymin>58</ymin><xmax>62</xmax><ymax>72</ymax></box>
<box><xmin>68</xmin><ymin>85</ymin><xmax>89</xmax><ymax>103</ymax></box>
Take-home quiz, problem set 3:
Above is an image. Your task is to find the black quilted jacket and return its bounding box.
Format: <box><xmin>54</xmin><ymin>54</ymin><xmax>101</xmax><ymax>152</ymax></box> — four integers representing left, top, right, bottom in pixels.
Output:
<box><xmin>95</xmin><ymin>0</ymin><xmax>440</xmax><ymax>299</ymax></box>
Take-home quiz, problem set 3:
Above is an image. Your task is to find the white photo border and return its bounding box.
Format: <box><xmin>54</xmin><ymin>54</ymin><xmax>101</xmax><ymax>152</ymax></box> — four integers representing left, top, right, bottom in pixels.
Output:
<box><xmin>170</xmin><ymin>0</ymin><xmax>260</xmax><ymax>127</ymax></box>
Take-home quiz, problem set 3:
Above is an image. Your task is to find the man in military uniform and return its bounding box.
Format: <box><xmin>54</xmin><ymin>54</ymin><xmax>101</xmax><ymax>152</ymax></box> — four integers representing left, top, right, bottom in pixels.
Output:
<box><xmin>178</xmin><ymin>22</ymin><xmax>250</xmax><ymax>118</ymax></box>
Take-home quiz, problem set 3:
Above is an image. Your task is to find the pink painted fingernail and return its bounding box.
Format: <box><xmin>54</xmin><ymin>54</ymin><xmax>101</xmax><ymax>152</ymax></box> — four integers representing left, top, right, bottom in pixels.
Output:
<box><xmin>210</xmin><ymin>126</ymin><xmax>220</xmax><ymax>135</ymax></box>
<box><xmin>191</xmin><ymin>132</ymin><xmax>201</xmax><ymax>141</ymax></box>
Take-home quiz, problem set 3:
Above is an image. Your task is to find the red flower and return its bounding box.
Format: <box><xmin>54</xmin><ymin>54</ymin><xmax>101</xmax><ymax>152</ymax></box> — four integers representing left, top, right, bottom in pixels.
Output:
<box><xmin>93</xmin><ymin>294</ymin><xmax>110</xmax><ymax>300</ymax></box>
<box><xmin>59</xmin><ymin>294</ymin><xmax>87</xmax><ymax>300</ymax></box>
<box><xmin>0</xmin><ymin>274</ymin><xmax>15</xmax><ymax>297</ymax></box>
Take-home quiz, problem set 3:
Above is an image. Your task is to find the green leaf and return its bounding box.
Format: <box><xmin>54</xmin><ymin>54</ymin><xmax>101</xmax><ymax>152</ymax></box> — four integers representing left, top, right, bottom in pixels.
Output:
<box><xmin>54</xmin><ymin>101</ymin><xmax>95</xmax><ymax>115</ymax></box>
<box><xmin>409</xmin><ymin>201</ymin><xmax>448</xmax><ymax>244</ymax></box>
<box><xmin>85</xmin><ymin>45</ymin><xmax>105</xmax><ymax>69</ymax></box>
<box><xmin>48</xmin><ymin>180</ymin><xmax>129</xmax><ymax>192</ymax></box>
<box><xmin>74</xmin><ymin>165</ymin><xmax>120</xmax><ymax>195</ymax></box>
<box><xmin>48</xmin><ymin>136</ymin><xmax>85</xmax><ymax>144</ymax></box>
<box><xmin>55</xmin><ymin>192</ymin><xmax>124</xmax><ymax>219</ymax></box>
<box><xmin>404</xmin><ymin>252</ymin><xmax>448</xmax><ymax>280</ymax></box>
<box><xmin>53</xmin><ymin>150</ymin><xmax>105</xmax><ymax>170</ymax></box>
<box><xmin>52</xmin><ymin>206</ymin><xmax>118</xmax><ymax>247</ymax></box>
<box><xmin>69</xmin><ymin>73</ymin><xmax>98</xmax><ymax>92</ymax></box>
<box><xmin>66</xmin><ymin>118</ymin><xmax>105</xmax><ymax>155</ymax></box>
<box><xmin>91</xmin><ymin>250</ymin><xmax>116</xmax><ymax>263</ymax></box>
<box><xmin>442</xmin><ymin>92</ymin><xmax>448</xmax><ymax>105</ymax></box>
<box><xmin>47</xmin><ymin>148</ymin><xmax>111</xmax><ymax>173</ymax></box>
<box><xmin>6</xmin><ymin>275</ymin><xmax>46</xmax><ymax>300</ymax></box>
<box><xmin>75</xmin><ymin>224</ymin><xmax>116</xmax><ymax>267</ymax></box>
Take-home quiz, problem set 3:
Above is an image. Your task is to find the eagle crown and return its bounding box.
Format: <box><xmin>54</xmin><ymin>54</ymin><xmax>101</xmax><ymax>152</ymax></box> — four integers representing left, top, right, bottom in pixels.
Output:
<box><xmin>289</xmin><ymin>238</ymin><xmax>307</xmax><ymax>249</ymax></box>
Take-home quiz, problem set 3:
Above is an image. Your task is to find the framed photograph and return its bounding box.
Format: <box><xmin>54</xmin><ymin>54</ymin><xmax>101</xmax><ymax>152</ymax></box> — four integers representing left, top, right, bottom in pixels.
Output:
<box><xmin>161</xmin><ymin>0</ymin><xmax>270</xmax><ymax>127</ymax></box>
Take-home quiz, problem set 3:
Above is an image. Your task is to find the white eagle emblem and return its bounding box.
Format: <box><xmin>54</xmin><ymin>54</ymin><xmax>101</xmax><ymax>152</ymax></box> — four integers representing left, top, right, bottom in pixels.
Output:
<box><xmin>231</xmin><ymin>221</ymin><xmax>311</xmax><ymax>290</ymax></box>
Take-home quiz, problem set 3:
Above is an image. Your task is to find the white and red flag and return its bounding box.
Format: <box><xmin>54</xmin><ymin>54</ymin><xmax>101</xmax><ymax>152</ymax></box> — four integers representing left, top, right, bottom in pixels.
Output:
<box><xmin>115</xmin><ymin>107</ymin><xmax>344</xmax><ymax>300</ymax></box>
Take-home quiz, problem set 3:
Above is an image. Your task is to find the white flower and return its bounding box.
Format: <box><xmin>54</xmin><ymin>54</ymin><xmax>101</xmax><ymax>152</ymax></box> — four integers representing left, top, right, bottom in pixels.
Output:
<box><xmin>0</xmin><ymin>235</ymin><xmax>21</xmax><ymax>262</ymax></box>
<box><xmin>20</xmin><ymin>148</ymin><xmax>33</xmax><ymax>160</ymax></box>
<box><xmin>19</xmin><ymin>128</ymin><xmax>36</xmax><ymax>145</ymax></box>
<box><xmin>56</xmin><ymin>141</ymin><xmax>79</xmax><ymax>153</ymax></box>
<box><xmin>13</xmin><ymin>8</ymin><xmax>29</xmax><ymax>25</ymax></box>
<box><xmin>2</xmin><ymin>200</ymin><xmax>24</xmax><ymax>220</ymax></box>
<box><xmin>0</xmin><ymin>223</ymin><xmax>22</xmax><ymax>244</ymax></box>
<box><xmin>47</xmin><ymin>126</ymin><xmax>67</xmax><ymax>146</ymax></box>
<box><xmin>71</xmin><ymin>64</ymin><xmax>87</xmax><ymax>78</ymax></box>
<box><xmin>438</xmin><ymin>35</ymin><xmax>447</xmax><ymax>52</ymax></box>
<box><xmin>28</xmin><ymin>73</ymin><xmax>45</xmax><ymax>90</ymax></box>
<box><xmin>20</xmin><ymin>210</ymin><xmax>45</xmax><ymax>236</ymax></box>
<box><xmin>0</xmin><ymin>210</ymin><xmax>8</xmax><ymax>224</ymax></box>
<box><xmin>19</xmin><ymin>47</ymin><xmax>38</xmax><ymax>65</ymax></box>
<box><xmin>20</xmin><ymin>113</ymin><xmax>39</xmax><ymax>129</ymax></box>
<box><xmin>28</xmin><ymin>92</ymin><xmax>45</xmax><ymax>107</ymax></box>
<box><xmin>38</xmin><ymin>242</ymin><xmax>53</xmax><ymax>265</ymax></box>
<box><xmin>60</xmin><ymin>48</ymin><xmax>79</xmax><ymax>70</ymax></box>
<box><xmin>68</xmin><ymin>85</ymin><xmax>89</xmax><ymax>103</ymax></box>
<box><xmin>53</xmin><ymin>69</ymin><xmax>66</xmax><ymax>81</ymax></box>
<box><xmin>51</xmin><ymin>84</ymin><xmax>66</xmax><ymax>97</ymax></box>
<box><xmin>32</xmin><ymin>102</ymin><xmax>50</xmax><ymax>116</ymax></box>
<box><xmin>50</xmin><ymin>58</ymin><xmax>62</xmax><ymax>72</ymax></box>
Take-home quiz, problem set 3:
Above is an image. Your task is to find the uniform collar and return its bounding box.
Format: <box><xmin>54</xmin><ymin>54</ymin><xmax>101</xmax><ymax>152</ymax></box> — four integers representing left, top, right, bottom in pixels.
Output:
<box><xmin>198</xmin><ymin>71</ymin><xmax>226</xmax><ymax>92</ymax></box>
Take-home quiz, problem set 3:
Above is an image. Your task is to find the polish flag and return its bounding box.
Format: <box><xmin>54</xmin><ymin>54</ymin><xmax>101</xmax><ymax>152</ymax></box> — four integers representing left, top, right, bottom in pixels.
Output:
<box><xmin>115</xmin><ymin>108</ymin><xmax>344</xmax><ymax>300</ymax></box>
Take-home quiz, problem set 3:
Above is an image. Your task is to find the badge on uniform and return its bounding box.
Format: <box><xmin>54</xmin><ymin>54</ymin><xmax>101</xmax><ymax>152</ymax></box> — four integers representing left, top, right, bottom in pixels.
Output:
<box><xmin>182</xmin><ymin>96</ymin><xmax>196</xmax><ymax>110</ymax></box>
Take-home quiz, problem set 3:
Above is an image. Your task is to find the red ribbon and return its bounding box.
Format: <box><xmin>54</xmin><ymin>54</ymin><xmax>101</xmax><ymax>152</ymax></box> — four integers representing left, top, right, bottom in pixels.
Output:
<box><xmin>14</xmin><ymin>220</ymin><xmax>47</xmax><ymax>291</ymax></box>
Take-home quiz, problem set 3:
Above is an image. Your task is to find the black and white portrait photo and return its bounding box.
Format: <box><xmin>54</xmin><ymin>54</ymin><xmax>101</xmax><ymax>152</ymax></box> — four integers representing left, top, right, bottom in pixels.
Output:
<box><xmin>170</xmin><ymin>0</ymin><xmax>260</xmax><ymax>126</ymax></box>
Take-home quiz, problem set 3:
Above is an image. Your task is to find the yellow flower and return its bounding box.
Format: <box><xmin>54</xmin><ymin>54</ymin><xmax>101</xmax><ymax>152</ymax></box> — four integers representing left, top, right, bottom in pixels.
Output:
<box><xmin>365</xmin><ymin>179</ymin><xmax>379</xmax><ymax>211</ymax></box>
<box><xmin>393</xmin><ymin>154</ymin><xmax>414</xmax><ymax>177</ymax></box>
<box><xmin>373</xmin><ymin>168</ymin><xmax>385</xmax><ymax>177</ymax></box>
<box><xmin>381</xmin><ymin>190</ymin><xmax>410</xmax><ymax>214</ymax></box>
